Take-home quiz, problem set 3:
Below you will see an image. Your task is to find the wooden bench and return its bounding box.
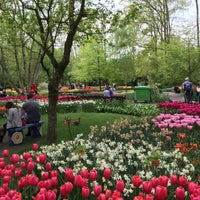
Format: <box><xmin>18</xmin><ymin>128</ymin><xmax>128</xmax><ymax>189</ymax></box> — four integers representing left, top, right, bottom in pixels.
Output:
<box><xmin>7</xmin><ymin>121</ymin><xmax>44</xmax><ymax>146</ymax></box>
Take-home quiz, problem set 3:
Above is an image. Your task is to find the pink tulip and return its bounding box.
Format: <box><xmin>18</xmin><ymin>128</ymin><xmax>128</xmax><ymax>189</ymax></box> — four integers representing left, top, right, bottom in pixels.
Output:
<box><xmin>98</xmin><ymin>193</ymin><xmax>106</xmax><ymax>200</ymax></box>
<box><xmin>133</xmin><ymin>196</ymin><xmax>145</xmax><ymax>200</ymax></box>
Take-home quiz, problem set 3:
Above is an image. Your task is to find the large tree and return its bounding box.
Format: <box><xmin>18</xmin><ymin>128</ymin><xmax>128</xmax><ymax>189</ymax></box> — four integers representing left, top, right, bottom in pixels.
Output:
<box><xmin>0</xmin><ymin>0</ymin><xmax>115</xmax><ymax>143</ymax></box>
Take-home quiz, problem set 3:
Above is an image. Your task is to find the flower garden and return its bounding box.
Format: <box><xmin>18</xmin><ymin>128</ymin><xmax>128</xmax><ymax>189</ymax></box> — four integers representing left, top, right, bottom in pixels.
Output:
<box><xmin>0</xmin><ymin>95</ymin><xmax>200</xmax><ymax>199</ymax></box>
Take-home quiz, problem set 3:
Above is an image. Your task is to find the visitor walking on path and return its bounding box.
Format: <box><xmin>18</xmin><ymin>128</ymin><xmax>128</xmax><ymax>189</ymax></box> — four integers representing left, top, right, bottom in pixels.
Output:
<box><xmin>182</xmin><ymin>77</ymin><xmax>193</xmax><ymax>103</ymax></box>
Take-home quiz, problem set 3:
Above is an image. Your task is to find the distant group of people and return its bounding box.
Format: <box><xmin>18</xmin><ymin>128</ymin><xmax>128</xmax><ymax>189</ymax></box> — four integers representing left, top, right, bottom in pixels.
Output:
<box><xmin>182</xmin><ymin>77</ymin><xmax>200</xmax><ymax>103</ymax></box>
<box><xmin>0</xmin><ymin>93</ymin><xmax>41</xmax><ymax>142</ymax></box>
<box><xmin>103</xmin><ymin>84</ymin><xmax>114</xmax><ymax>98</ymax></box>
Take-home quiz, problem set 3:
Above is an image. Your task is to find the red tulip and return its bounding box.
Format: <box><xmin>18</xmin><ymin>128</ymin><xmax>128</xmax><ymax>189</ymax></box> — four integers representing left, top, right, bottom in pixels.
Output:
<box><xmin>132</xmin><ymin>175</ymin><xmax>143</xmax><ymax>187</ymax></box>
<box><xmin>155</xmin><ymin>185</ymin><xmax>168</xmax><ymax>200</ymax></box>
<box><xmin>45</xmin><ymin>162</ymin><xmax>52</xmax><ymax>171</ymax></box>
<box><xmin>159</xmin><ymin>175</ymin><xmax>168</xmax><ymax>187</ymax></box>
<box><xmin>176</xmin><ymin>186</ymin><xmax>185</xmax><ymax>200</ymax></box>
<box><xmin>20</xmin><ymin>161</ymin><xmax>26</xmax><ymax>169</ymax></box>
<box><xmin>116</xmin><ymin>180</ymin><xmax>124</xmax><ymax>192</ymax></box>
<box><xmin>80</xmin><ymin>169</ymin><xmax>88</xmax><ymax>178</ymax></box>
<box><xmin>94</xmin><ymin>184</ymin><xmax>102</xmax><ymax>196</ymax></box>
<box><xmin>14</xmin><ymin>168</ymin><xmax>22</xmax><ymax>178</ymax></box>
<box><xmin>41</xmin><ymin>171</ymin><xmax>49</xmax><ymax>180</ymax></box>
<box><xmin>103</xmin><ymin>168</ymin><xmax>112</xmax><ymax>179</ymax></box>
<box><xmin>22</xmin><ymin>152</ymin><xmax>31</xmax><ymax>160</ymax></box>
<box><xmin>89</xmin><ymin>169</ymin><xmax>98</xmax><ymax>181</ymax></box>
<box><xmin>60</xmin><ymin>182</ymin><xmax>73</xmax><ymax>196</ymax></box>
<box><xmin>178</xmin><ymin>176</ymin><xmax>187</xmax><ymax>187</ymax></box>
<box><xmin>105</xmin><ymin>189</ymin><xmax>112</xmax><ymax>198</ymax></box>
<box><xmin>133</xmin><ymin>196</ymin><xmax>145</xmax><ymax>200</ymax></box>
<box><xmin>39</xmin><ymin>154</ymin><xmax>46</xmax><ymax>163</ymax></box>
<box><xmin>151</xmin><ymin>177</ymin><xmax>159</xmax><ymax>188</ymax></box>
<box><xmin>32</xmin><ymin>143</ymin><xmax>38</xmax><ymax>151</ymax></box>
<box><xmin>0</xmin><ymin>161</ymin><xmax>5</xmax><ymax>169</ymax></box>
<box><xmin>45</xmin><ymin>190</ymin><xmax>57</xmax><ymax>200</ymax></box>
<box><xmin>98</xmin><ymin>193</ymin><xmax>106</xmax><ymax>200</ymax></box>
<box><xmin>51</xmin><ymin>176</ymin><xmax>58</xmax><ymax>186</ymax></box>
<box><xmin>2</xmin><ymin>150</ymin><xmax>9</xmax><ymax>157</ymax></box>
<box><xmin>142</xmin><ymin>181</ymin><xmax>152</xmax><ymax>193</ymax></box>
<box><xmin>74</xmin><ymin>174</ymin><xmax>84</xmax><ymax>187</ymax></box>
<box><xmin>82</xmin><ymin>186</ymin><xmax>90</xmax><ymax>198</ymax></box>
<box><xmin>65</xmin><ymin>168</ymin><xmax>74</xmax><ymax>181</ymax></box>
<box><xmin>27</xmin><ymin>161</ymin><xmax>35</xmax><ymax>172</ymax></box>
<box><xmin>170</xmin><ymin>174</ymin><xmax>178</xmax><ymax>185</ymax></box>
<box><xmin>50</xmin><ymin>170</ymin><xmax>58</xmax><ymax>177</ymax></box>
<box><xmin>10</xmin><ymin>154</ymin><xmax>20</xmax><ymax>164</ymax></box>
<box><xmin>188</xmin><ymin>181</ymin><xmax>198</xmax><ymax>194</ymax></box>
<box><xmin>3</xmin><ymin>175</ymin><xmax>11</xmax><ymax>184</ymax></box>
<box><xmin>145</xmin><ymin>194</ymin><xmax>154</xmax><ymax>200</ymax></box>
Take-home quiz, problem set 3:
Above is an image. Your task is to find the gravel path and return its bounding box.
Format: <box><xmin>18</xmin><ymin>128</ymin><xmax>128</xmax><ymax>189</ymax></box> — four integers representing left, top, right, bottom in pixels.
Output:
<box><xmin>163</xmin><ymin>92</ymin><xmax>184</xmax><ymax>102</ymax></box>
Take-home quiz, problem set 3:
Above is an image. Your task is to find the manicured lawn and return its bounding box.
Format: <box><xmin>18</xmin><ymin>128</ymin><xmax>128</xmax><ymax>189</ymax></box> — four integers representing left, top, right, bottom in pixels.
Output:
<box><xmin>0</xmin><ymin>112</ymin><xmax>133</xmax><ymax>154</ymax></box>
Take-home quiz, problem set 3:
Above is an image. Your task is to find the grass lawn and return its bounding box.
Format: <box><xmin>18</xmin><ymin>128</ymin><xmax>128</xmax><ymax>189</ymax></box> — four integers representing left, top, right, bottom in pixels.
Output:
<box><xmin>0</xmin><ymin>112</ymin><xmax>133</xmax><ymax>154</ymax></box>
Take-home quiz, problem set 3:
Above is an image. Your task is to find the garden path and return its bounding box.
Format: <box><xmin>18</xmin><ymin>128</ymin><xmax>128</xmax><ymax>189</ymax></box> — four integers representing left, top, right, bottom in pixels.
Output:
<box><xmin>163</xmin><ymin>92</ymin><xmax>184</xmax><ymax>102</ymax></box>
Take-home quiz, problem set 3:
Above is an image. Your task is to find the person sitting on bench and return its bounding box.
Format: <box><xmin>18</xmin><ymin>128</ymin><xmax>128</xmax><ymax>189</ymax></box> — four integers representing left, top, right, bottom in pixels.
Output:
<box><xmin>22</xmin><ymin>93</ymin><xmax>41</xmax><ymax>136</ymax></box>
<box><xmin>0</xmin><ymin>101</ymin><xmax>22</xmax><ymax>142</ymax></box>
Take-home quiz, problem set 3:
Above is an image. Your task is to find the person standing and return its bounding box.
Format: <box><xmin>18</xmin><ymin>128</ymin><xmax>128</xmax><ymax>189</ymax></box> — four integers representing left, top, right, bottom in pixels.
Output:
<box><xmin>182</xmin><ymin>77</ymin><xmax>193</xmax><ymax>103</ymax></box>
<box><xmin>22</xmin><ymin>93</ymin><xmax>41</xmax><ymax>136</ymax></box>
<box><xmin>196</xmin><ymin>81</ymin><xmax>200</xmax><ymax>103</ymax></box>
<box><xmin>0</xmin><ymin>101</ymin><xmax>22</xmax><ymax>142</ymax></box>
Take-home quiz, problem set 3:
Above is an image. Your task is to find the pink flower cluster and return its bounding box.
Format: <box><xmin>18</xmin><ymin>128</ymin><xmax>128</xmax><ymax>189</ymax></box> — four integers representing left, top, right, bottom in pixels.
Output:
<box><xmin>152</xmin><ymin>113</ymin><xmax>200</xmax><ymax>131</ymax></box>
<box><xmin>158</xmin><ymin>101</ymin><xmax>200</xmax><ymax>115</ymax></box>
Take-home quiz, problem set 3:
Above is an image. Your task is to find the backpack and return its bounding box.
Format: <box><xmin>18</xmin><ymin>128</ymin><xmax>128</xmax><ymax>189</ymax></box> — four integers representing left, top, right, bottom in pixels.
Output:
<box><xmin>184</xmin><ymin>82</ymin><xmax>192</xmax><ymax>92</ymax></box>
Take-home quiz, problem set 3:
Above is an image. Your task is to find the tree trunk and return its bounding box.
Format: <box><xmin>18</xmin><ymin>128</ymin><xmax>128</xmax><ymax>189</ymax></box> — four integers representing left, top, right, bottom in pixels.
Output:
<box><xmin>47</xmin><ymin>79</ymin><xmax>59</xmax><ymax>143</ymax></box>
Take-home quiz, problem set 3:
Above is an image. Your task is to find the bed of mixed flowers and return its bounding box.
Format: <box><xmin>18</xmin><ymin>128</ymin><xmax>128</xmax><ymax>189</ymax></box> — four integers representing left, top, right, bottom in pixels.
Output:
<box><xmin>0</xmin><ymin>100</ymin><xmax>200</xmax><ymax>199</ymax></box>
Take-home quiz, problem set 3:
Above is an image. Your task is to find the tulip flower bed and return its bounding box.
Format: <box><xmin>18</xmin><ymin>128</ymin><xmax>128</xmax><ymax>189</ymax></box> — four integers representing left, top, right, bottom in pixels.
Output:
<box><xmin>158</xmin><ymin>101</ymin><xmax>200</xmax><ymax>115</ymax></box>
<box><xmin>1</xmin><ymin>115</ymin><xmax>200</xmax><ymax>199</ymax></box>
